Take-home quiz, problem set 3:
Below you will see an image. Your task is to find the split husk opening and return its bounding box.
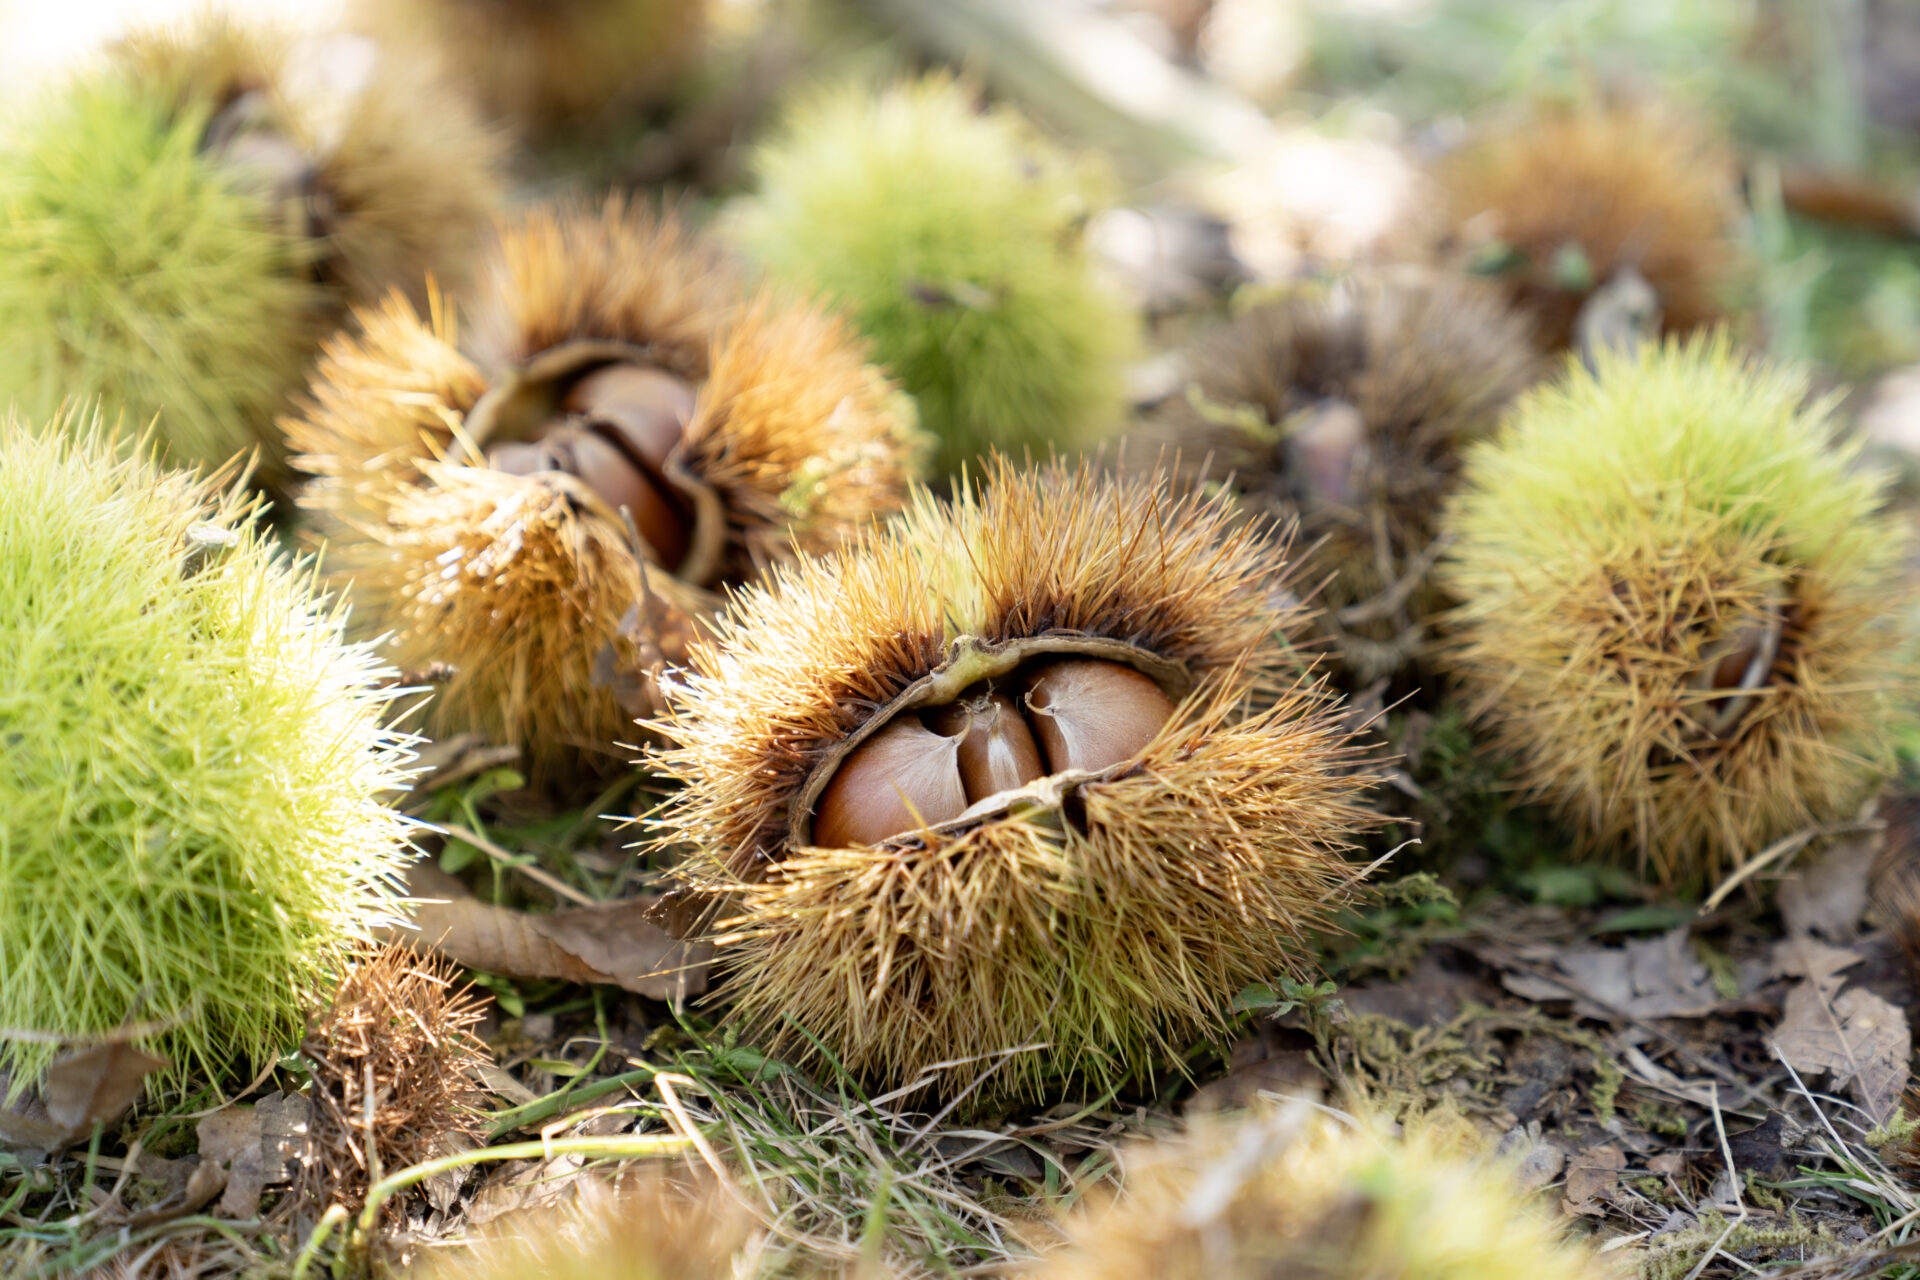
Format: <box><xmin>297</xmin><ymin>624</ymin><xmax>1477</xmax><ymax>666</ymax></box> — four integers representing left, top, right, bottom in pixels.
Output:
<box><xmin>790</xmin><ymin>632</ymin><xmax>1192</xmax><ymax>848</ymax></box>
<box><xmin>454</xmin><ymin>337</ymin><xmax>728</xmax><ymax>585</ymax></box>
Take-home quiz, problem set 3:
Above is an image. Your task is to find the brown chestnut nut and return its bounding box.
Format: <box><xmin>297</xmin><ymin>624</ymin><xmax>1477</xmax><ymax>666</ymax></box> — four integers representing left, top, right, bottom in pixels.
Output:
<box><xmin>1287</xmin><ymin>397</ymin><xmax>1367</xmax><ymax>509</ymax></box>
<box><xmin>1023</xmin><ymin>659</ymin><xmax>1175</xmax><ymax>774</ymax></box>
<box><xmin>1703</xmin><ymin>613</ymin><xmax>1783</xmax><ymax>693</ymax></box>
<box><xmin>813</xmin><ymin>717</ymin><xmax>968</xmax><ymax>848</ymax></box>
<box><xmin>484</xmin><ymin>439</ymin><xmax>557</xmax><ymax>478</ymax></box>
<box><xmin>927</xmin><ymin>692</ymin><xmax>1046</xmax><ymax>802</ymax></box>
<box><xmin>563</xmin><ymin>429</ymin><xmax>690</xmax><ymax>569</ymax></box>
<box><xmin>1685</xmin><ymin>609</ymin><xmax>1786</xmax><ymax>736</ymax></box>
<box><xmin>487</xmin><ymin>428</ymin><xmax>689</xmax><ymax>569</ymax></box>
<box><xmin>563</xmin><ymin>363</ymin><xmax>696</xmax><ymax>473</ymax></box>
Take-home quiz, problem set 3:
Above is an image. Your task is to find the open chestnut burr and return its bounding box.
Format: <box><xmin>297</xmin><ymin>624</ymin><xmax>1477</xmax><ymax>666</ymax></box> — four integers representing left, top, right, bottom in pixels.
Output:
<box><xmin>1135</xmin><ymin>274</ymin><xmax>1538</xmax><ymax>689</ymax></box>
<box><xmin>649</xmin><ymin>456</ymin><xmax>1385</xmax><ymax>1105</ymax></box>
<box><xmin>484</xmin><ymin>362</ymin><xmax>697</xmax><ymax>571</ymax></box>
<box><xmin>287</xmin><ymin>197</ymin><xmax>920</xmax><ymax>789</ymax></box>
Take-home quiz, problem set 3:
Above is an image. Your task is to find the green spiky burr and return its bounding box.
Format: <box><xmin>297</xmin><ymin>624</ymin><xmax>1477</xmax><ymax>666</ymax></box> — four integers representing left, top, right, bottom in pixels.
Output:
<box><xmin>1439</xmin><ymin>334</ymin><xmax>1911</xmax><ymax>889</ymax></box>
<box><xmin>0</xmin><ymin>17</ymin><xmax>504</xmax><ymax>486</ymax></box>
<box><xmin>0</xmin><ymin>76</ymin><xmax>313</xmax><ymax>480</ymax></box>
<box><xmin>730</xmin><ymin>74</ymin><xmax>1137</xmax><ymax>477</ymax></box>
<box><xmin>0</xmin><ymin>420</ymin><xmax>413</xmax><ymax>1095</ymax></box>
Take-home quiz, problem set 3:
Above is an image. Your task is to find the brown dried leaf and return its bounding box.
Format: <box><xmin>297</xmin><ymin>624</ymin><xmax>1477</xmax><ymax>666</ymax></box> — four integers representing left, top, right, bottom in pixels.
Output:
<box><xmin>1186</xmin><ymin>1043</ymin><xmax>1324</xmax><ymax>1112</ymax></box>
<box><xmin>1771</xmin><ymin>937</ymin><xmax>1862</xmax><ymax>998</ymax></box>
<box><xmin>1501</xmin><ymin>927</ymin><xmax>1724</xmax><ymax>1020</ymax></box>
<box><xmin>196</xmin><ymin>1093</ymin><xmax>309</xmax><ymax>1218</ymax></box>
<box><xmin>1772</xmin><ymin>983</ymin><xmax>1911</xmax><ymax>1123</ymax></box>
<box><xmin>401</xmin><ymin>865</ymin><xmax>711</xmax><ymax>1001</ymax></box>
<box><xmin>124</xmin><ymin>1160</ymin><xmax>228</xmax><ymax>1229</ymax></box>
<box><xmin>0</xmin><ymin>1042</ymin><xmax>169</xmax><ymax>1152</ymax></box>
<box><xmin>1647</xmin><ymin>1151</ymin><xmax>1687</xmax><ymax>1177</ymax></box>
<box><xmin>1560</xmin><ymin>1142</ymin><xmax>1626</xmax><ymax>1217</ymax></box>
<box><xmin>43</xmin><ymin>1042</ymin><xmax>169</xmax><ymax>1132</ymax></box>
<box><xmin>0</xmin><ymin>1089</ymin><xmax>71</xmax><ymax>1152</ymax></box>
<box><xmin>1495</xmin><ymin>1122</ymin><xmax>1567</xmax><ymax>1194</ymax></box>
<box><xmin>1779</xmin><ymin>837</ymin><xmax>1877</xmax><ymax>943</ymax></box>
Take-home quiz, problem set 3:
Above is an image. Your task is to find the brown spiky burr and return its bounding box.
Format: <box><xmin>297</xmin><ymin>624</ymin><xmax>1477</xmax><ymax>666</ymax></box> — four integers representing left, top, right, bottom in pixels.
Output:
<box><xmin>353</xmin><ymin>0</ymin><xmax>706</xmax><ymax>137</ymax></box>
<box><xmin>288</xmin><ymin>198</ymin><xmax>920</xmax><ymax>789</ymax></box>
<box><xmin>115</xmin><ymin>14</ymin><xmax>506</xmax><ymax>315</ymax></box>
<box><xmin>1436</xmin><ymin>100</ymin><xmax>1739</xmax><ymax>352</ymax></box>
<box><xmin>1141</xmin><ymin>273</ymin><xmax>1539</xmax><ymax>685</ymax></box>
<box><xmin>296</xmin><ymin>941</ymin><xmax>492</xmax><ymax>1217</ymax></box>
<box><xmin>649</xmin><ymin>456</ymin><xmax>1383</xmax><ymax>1105</ymax></box>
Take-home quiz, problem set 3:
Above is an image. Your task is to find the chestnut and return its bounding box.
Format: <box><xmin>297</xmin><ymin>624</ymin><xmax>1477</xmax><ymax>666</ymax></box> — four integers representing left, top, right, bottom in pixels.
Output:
<box><xmin>927</xmin><ymin>692</ymin><xmax>1046</xmax><ymax>802</ymax></box>
<box><xmin>563</xmin><ymin>363</ymin><xmax>695</xmax><ymax>473</ymax></box>
<box><xmin>1023</xmin><ymin>659</ymin><xmax>1175</xmax><ymax>774</ymax></box>
<box><xmin>1685</xmin><ymin>609</ymin><xmax>1786</xmax><ymax>737</ymax></box>
<box><xmin>812</xmin><ymin>717</ymin><xmax>968</xmax><ymax>849</ymax></box>
<box><xmin>1287</xmin><ymin>396</ymin><xmax>1368</xmax><ymax>509</ymax></box>
<box><xmin>486</xmin><ymin>424</ymin><xmax>689</xmax><ymax>569</ymax></box>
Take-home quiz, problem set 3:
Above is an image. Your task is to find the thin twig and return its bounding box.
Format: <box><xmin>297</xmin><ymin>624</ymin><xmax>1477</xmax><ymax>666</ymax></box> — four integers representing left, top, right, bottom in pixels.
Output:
<box><xmin>1701</xmin><ymin>821</ymin><xmax>1882</xmax><ymax>914</ymax></box>
<box><xmin>1336</xmin><ymin>534</ymin><xmax>1455</xmax><ymax>626</ymax></box>
<box><xmin>431</xmin><ymin>822</ymin><xmax>598</xmax><ymax>907</ymax></box>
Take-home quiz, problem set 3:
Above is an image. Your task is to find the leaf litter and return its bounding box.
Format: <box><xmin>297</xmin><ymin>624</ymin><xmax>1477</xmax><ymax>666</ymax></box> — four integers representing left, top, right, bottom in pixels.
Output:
<box><xmin>9</xmin><ymin>760</ymin><xmax>1920</xmax><ymax>1280</ymax></box>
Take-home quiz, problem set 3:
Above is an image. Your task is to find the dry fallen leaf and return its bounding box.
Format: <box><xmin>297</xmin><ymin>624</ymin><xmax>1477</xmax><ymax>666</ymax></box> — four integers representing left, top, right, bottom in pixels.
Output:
<box><xmin>1186</xmin><ymin>1041</ymin><xmax>1324</xmax><ymax>1112</ymax></box>
<box><xmin>0</xmin><ymin>1041</ymin><xmax>169</xmax><ymax>1153</ymax></box>
<box><xmin>196</xmin><ymin>1092</ymin><xmax>310</xmax><ymax>1218</ymax></box>
<box><xmin>1500</xmin><ymin>927</ymin><xmax>1725</xmax><ymax>1020</ymax></box>
<box><xmin>1647</xmin><ymin>1151</ymin><xmax>1687</xmax><ymax>1178</ymax></box>
<box><xmin>120</xmin><ymin>1159</ymin><xmax>228</xmax><ymax>1230</ymax></box>
<box><xmin>1771</xmin><ymin>937</ymin><xmax>1863</xmax><ymax>995</ymax></box>
<box><xmin>1561</xmin><ymin>1142</ymin><xmax>1626</xmax><ymax>1217</ymax></box>
<box><xmin>398</xmin><ymin>865</ymin><xmax>712</xmax><ymax>1002</ymax></box>
<box><xmin>1495</xmin><ymin>1121</ymin><xmax>1567</xmax><ymax>1194</ymax></box>
<box><xmin>1771</xmin><ymin>982</ymin><xmax>1911</xmax><ymax>1124</ymax></box>
<box><xmin>1778</xmin><ymin>837</ymin><xmax>1877</xmax><ymax>943</ymax></box>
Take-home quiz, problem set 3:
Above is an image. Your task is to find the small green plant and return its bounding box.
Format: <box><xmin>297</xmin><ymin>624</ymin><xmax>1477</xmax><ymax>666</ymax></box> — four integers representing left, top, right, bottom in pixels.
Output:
<box><xmin>732</xmin><ymin>73</ymin><xmax>1136</xmax><ymax>476</ymax></box>
<box><xmin>0</xmin><ymin>421</ymin><xmax>413</xmax><ymax>1093</ymax></box>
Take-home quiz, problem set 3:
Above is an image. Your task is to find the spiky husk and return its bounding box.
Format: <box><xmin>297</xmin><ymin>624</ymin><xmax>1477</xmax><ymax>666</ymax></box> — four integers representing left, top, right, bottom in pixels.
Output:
<box><xmin>288</xmin><ymin>200</ymin><xmax>918</xmax><ymax>788</ymax></box>
<box><xmin>297</xmin><ymin>942</ymin><xmax>492</xmax><ymax>1215</ymax></box>
<box><xmin>0</xmin><ymin>17</ymin><xmax>502</xmax><ymax>484</ymax></box>
<box><xmin>1031</xmin><ymin>1104</ymin><xmax>1619</xmax><ymax>1280</ymax></box>
<box><xmin>652</xmin><ymin>457</ymin><xmax>1381</xmax><ymax>1102</ymax></box>
<box><xmin>116</xmin><ymin>15</ymin><xmax>508</xmax><ymax>312</ymax></box>
<box><xmin>1438</xmin><ymin>335</ymin><xmax>1909</xmax><ymax>888</ymax></box>
<box><xmin>406</xmin><ymin>1168</ymin><xmax>750</xmax><ymax>1280</ymax></box>
<box><xmin>0</xmin><ymin>420</ymin><xmax>412</xmax><ymax>1095</ymax></box>
<box><xmin>0</xmin><ymin>74</ymin><xmax>314</xmax><ymax>478</ymax></box>
<box><xmin>1438</xmin><ymin>101</ymin><xmax>1738</xmax><ymax>351</ymax></box>
<box><xmin>353</xmin><ymin>0</ymin><xmax>706</xmax><ymax>134</ymax></box>
<box><xmin>732</xmin><ymin>74</ymin><xmax>1137</xmax><ymax>477</ymax></box>
<box><xmin>1143</xmin><ymin>273</ymin><xmax>1539</xmax><ymax>684</ymax></box>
